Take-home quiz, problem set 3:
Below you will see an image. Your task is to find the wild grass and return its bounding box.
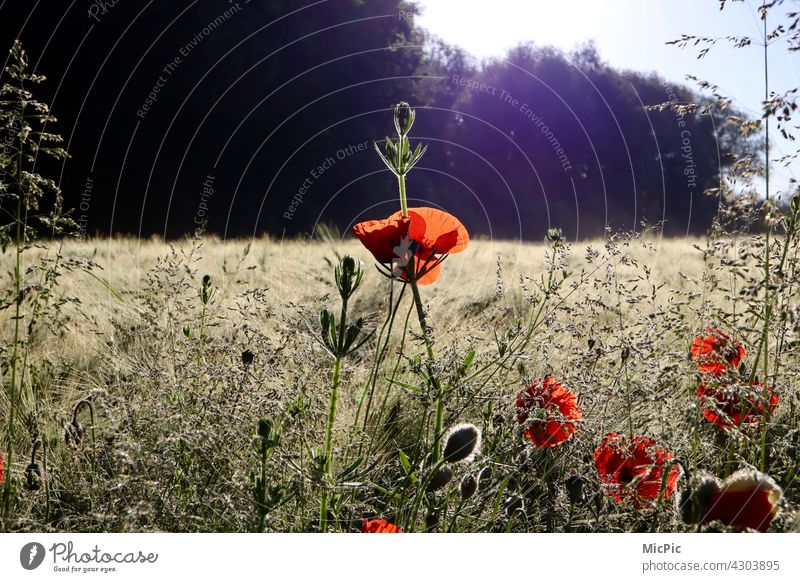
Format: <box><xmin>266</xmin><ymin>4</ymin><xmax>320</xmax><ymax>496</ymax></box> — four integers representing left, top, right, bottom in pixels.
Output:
<box><xmin>1</xmin><ymin>231</ymin><xmax>797</xmax><ymax>532</ymax></box>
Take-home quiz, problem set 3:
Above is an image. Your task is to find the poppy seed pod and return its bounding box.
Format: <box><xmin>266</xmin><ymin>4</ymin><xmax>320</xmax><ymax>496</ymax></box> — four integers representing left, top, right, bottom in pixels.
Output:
<box><xmin>426</xmin><ymin>465</ymin><xmax>453</xmax><ymax>492</ymax></box>
<box><xmin>460</xmin><ymin>475</ymin><xmax>478</xmax><ymax>500</ymax></box>
<box><xmin>442</xmin><ymin>423</ymin><xmax>482</xmax><ymax>464</ymax></box>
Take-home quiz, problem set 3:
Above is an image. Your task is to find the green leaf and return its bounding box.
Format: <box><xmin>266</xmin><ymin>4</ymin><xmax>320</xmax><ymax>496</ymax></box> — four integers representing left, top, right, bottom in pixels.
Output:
<box><xmin>398</xmin><ymin>450</ymin><xmax>412</xmax><ymax>475</ymax></box>
<box><xmin>384</xmin><ymin>377</ymin><xmax>422</xmax><ymax>392</ymax></box>
<box><xmin>463</xmin><ymin>350</ymin><xmax>476</xmax><ymax>370</ymax></box>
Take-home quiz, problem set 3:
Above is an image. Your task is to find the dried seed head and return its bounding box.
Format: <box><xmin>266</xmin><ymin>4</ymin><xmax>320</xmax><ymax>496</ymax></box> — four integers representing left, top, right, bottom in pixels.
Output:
<box><xmin>24</xmin><ymin>462</ymin><xmax>44</xmax><ymax>491</ymax></box>
<box><xmin>426</xmin><ymin>465</ymin><xmax>453</xmax><ymax>492</ymax></box>
<box><xmin>565</xmin><ymin>475</ymin><xmax>588</xmax><ymax>505</ymax></box>
<box><xmin>460</xmin><ymin>475</ymin><xmax>478</xmax><ymax>500</ymax></box>
<box><xmin>442</xmin><ymin>423</ymin><xmax>482</xmax><ymax>464</ymax></box>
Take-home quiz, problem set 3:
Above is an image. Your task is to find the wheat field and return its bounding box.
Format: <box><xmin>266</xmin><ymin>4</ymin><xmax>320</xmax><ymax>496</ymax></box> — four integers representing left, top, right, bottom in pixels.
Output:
<box><xmin>1</xmin><ymin>232</ymin><xmax>798</xmax><ymax>533</ymax></box>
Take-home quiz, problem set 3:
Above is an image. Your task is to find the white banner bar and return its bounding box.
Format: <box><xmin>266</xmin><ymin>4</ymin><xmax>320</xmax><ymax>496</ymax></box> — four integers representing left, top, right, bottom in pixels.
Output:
<box><xmin>1</xmin><ymin>533</ymin><xmax>798</xmax><ymax>581</ymax></box>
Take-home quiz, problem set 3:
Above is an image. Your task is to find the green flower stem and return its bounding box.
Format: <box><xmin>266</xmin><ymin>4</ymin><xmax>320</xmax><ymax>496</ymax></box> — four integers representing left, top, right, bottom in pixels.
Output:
<box><xmin>319</xmin><ymin>291</ymin><xmax>349</xmax><ymax>532</ymax></box>
<box><xmin>398</xmin><ymin>173</ymin><xmax>408</xmax><ymax>218</ymax></box>
<box><xmin>409</xmin><ymin>275</ymin><xmax>444</xmax><ymax>463</ymax></box>
<box><xmin>355</xmin><ymin>281</ymin><xmax>407</xmax><ymax>436</ymax></box>
<box><xmin>320</xmin><ymin>355</ymin><xmax>342</xmax><ymax>532</ymax></box>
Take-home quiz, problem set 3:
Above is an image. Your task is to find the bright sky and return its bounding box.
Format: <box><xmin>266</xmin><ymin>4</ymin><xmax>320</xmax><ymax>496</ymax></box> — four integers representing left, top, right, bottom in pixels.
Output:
<box><xmin>414</xmin><ymin>0</ymin><xmax>799</xmax><ymax>197</ymax></box>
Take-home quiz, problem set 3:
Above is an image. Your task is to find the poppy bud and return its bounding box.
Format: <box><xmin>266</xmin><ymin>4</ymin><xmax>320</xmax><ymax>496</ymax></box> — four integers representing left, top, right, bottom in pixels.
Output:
<box><xmin>64</xmin><ymin>420</ymin><xmax>85</xmax><ymax>446</ymax></box>
<box><xmin>393</xmin><ymin>101</ymin><xmax>415</xmax><ymax>136</ymax></box>
<box><xmin>201</xmin><ymin>274</ymin><xmax>213</xmax><ymax>304</ymax></box>
<box><xmin>503</xmin><ymin>495</ymin><xmax>524</xmax><ymax>516</ymax></box>
<box><xmin>460</xmin><ymin>475</ymin><xmax>478</xmax><ymax>500</ymax></box>
<box><xmin>565</xmin><ymin>475</ymin><xmax>588</xmax><ymax>505</ymax></box>
<box><xmin>425</xmin><ymin>511</ymin><xmax>440</xmax><ymax>531</ymax></box>
<box><xmin>547</xmin><ymin>228</ymin><xmax>563</xmax><ymax>247</ymax></box>
<box><xmin>478</xmin><ymin>466</ymin><xmax>493</xmax><ymax>491</ymax></box>
<box><xmin>24</xmin><ymin>462</ymin><xmax>44</xmax><ymax>491</ymax></box>
<box><xmin>257</xmin><ymin>419</ymin><xmax>273</xmax><ymax>440</ymax></box>
<box><xmin>426</xmin><ymin>465</ymin><xmax>453</xmax><ymax>492</ymax></box>
<box><xmin>442</xmin><ymin>423</ymin><xmax>482</xmax><ymax>464</ymax></box>
<box><xmin>241</xmin><ymin>349</ymin><xmax>255</xmax><ymax>366</ymax></box>
<box><xmin>701</xmin><ymin>469</ymin><xmax>781</xmax><ymax>532</ymax></box>
<box><xmin>335</xmin><ymin>255</ymin><xmax>364</xmax><ymax>300</ymax></box>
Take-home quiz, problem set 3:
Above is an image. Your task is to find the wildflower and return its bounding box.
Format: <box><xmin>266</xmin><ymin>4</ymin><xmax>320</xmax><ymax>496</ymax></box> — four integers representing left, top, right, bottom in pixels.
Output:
<box><xmin>593</xmin><ymin>433</ymin><xmax>680</xmax><ymax>506</ymax></box>
<box><xmin>696</xmin><ymin>382</ymin><xmax>779</xmax><ymax>430</ymax></box>
<box><xmin>352</xmin><ymin>207</ymin><xmax>469</xmax><ymax>285</ymax></box>
<box><xmin>685</xmin><ymin>470</ymin><xmax>782</xmax><ymax>532</ymax></box>
<box><xmin>361</xmin><ymin>519</ymin><xmax>402</xmax><ymax>533</ymax></box>
<box><xmin>690</xmin><ymin>328</ymin><xmax>745</xmax><ymax>376</ymax></box>
<box><xmin>442</xmin><ymin>423</ymin><xmax>482</xmax><ymax>464</ymax></box>
<box><xmin>516</xmin><ymin>377</ymin><xmax>582</xmax><ymax>448</ymax></box>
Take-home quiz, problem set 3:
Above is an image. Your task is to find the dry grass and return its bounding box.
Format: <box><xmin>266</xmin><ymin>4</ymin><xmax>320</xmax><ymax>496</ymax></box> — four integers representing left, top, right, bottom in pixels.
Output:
<box><xmin>1</xmin><ymin>233</ymin><xmax>798</xmax><ymax>532</ymax></box>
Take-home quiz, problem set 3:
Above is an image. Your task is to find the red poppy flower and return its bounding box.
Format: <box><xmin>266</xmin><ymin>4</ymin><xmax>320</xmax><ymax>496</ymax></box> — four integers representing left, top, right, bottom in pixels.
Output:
<box><xmin>361</xmin><ymin>519</ymin><xmax>402</xmax><ymax>533</ymax></box>
<box><xmin>690</xmin><ymin>328</ymin><xmax>745</xmax><ymax>375</ymax></box>
<box><xmin>516</xmin><ymin>377</ymin><xmax>582</xmax><ymax>448</ymax></box>
<box><xmin>352</xmin><ymin>207</ymin><xmax>468</xmax><ymax>285</ymax></box>
<box><xmin>696</xmin><ymin>382</ymin><xmax>779</xmax><ymax>430</ymax></box>
<box><xmin>702</xmin><ymin>470</ymin><xmax>782</xmax><ymax>532</ymax></box>
<box><xmin>594</xmin><ymin>433</ymin><xmax>680</xmax><ymax>506</ymax></box>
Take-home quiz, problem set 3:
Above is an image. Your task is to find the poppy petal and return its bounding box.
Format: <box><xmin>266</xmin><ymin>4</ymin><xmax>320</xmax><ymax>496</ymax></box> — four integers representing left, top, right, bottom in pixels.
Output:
<box><xmin>407</xmin><ymin>207</ymin><xmax>469</xmax><ymax>256</ymax></box>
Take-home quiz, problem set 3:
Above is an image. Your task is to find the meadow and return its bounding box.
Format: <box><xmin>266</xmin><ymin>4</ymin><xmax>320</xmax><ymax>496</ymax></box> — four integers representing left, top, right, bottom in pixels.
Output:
<box><xmin>1</xmin><ymin>227</ymin><xmax>798</xmax><ymax>533</ymax></box>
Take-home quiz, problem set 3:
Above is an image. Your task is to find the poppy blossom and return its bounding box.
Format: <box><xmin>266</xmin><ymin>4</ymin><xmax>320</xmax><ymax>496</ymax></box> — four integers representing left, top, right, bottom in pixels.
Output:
<box><xmin>516</xmin><ymin>377</ymin><xmax>582</xmax><ymax>448</ymax></box>
<box><xmin>690</xmin><ymin>328</ymin><xmax>745</xmax><ymax>376</ymax></box>
<box><xmin>352</xmin><ymin>207</ymin><xmax>468</xmax><ymax>285</ymax></box>
<box><xmin>594</xmin><ymin>433</ymin><xmax>680</xmax><ymax>506</ymax></box>
<box><xmin>696</xmin><ymin>382</ymin><xmax>779</xmax><ymax>430</ymax></box>
<box><xmin>361</xmin><ymin>518</ymin><xmax>402</xmax><ymax>533</ymax></box>
<box><xmin>701</xmin><ymin>469</ymin><xmax>782</xmax><ymax>532</ymax></box>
